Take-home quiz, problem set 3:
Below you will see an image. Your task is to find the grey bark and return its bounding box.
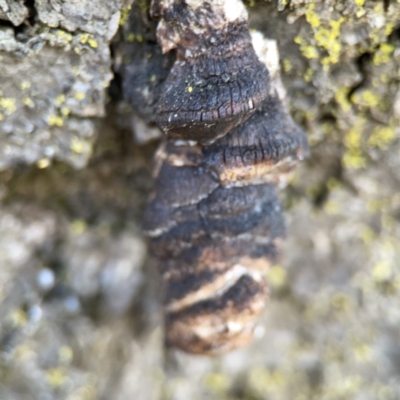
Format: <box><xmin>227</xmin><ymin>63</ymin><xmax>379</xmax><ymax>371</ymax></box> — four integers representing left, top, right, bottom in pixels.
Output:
<box><xmin>0</xmin><ymin>0</ymin><xmax>400</xmax><ymax>399</ymax></box>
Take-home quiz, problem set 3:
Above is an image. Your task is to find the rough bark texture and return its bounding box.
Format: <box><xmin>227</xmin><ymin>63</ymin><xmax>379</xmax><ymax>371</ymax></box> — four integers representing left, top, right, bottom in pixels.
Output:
<box><xmin>1</xmin><ymin>0</ymin><xmax>400</xmax><ymax>399</ymax></box>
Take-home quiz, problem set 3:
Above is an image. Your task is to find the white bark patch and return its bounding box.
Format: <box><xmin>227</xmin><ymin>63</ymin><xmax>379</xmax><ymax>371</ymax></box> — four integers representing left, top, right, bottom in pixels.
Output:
<box><xmin>186</xmin><ymin>0</ymin><xmax>247</xmax><ymax>23</ymax></box>
<box><xmin>251</xmin><ymin>31</ymin><xmax>287</xmax><ymax>101</ymax></box>
<box><xmin>222</xmin><ymin>0</ymin><xmax>247</xmax><ymax>22</ymax></box>
<box><xmin>185</xmin><ymin>0</ymin><xmax>204</xmax><ymax>8</ymax></box>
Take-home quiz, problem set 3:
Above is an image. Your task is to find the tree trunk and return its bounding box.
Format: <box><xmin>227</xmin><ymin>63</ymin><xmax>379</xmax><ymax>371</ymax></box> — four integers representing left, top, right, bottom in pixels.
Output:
<box><xmin>0</xmin><ymin>0</ymin><xmax>399</xmax><ymax>399</ymax></box>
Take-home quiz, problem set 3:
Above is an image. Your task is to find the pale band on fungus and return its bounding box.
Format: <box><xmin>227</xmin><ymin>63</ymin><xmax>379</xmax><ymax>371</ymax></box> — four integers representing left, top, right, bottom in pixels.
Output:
<box><xmin>120</xmin><ymin>0</ymin><xmax>311</xmax><ymax>355</ymax></box>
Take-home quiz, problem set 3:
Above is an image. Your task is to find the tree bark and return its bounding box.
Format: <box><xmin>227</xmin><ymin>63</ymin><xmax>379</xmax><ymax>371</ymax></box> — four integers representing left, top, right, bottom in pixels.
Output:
<box><xmin>0</xmin><ymin>0</ymin><xmax>399</xmax><ymax>399</ymax></box>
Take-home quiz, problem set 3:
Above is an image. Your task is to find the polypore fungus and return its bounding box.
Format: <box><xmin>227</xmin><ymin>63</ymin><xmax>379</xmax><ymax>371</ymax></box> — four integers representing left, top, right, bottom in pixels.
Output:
<box><xmin>151</xmin><ymin>0</ymin><xmax>270</xmax><ymax>143</ymax></box>
<box><xmin>122</xmin><ymin>0</ymin><xmax>309</xmax><ymax>355</ymax></box>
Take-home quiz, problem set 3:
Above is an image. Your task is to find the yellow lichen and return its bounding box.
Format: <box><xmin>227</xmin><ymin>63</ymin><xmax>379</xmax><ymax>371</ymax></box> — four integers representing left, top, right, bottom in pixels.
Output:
<box><xmin>366</xmin><ymin>198</ymin><xmax>387</xmax><ymax>213</ymax></box>
<box><xmin>344</xmin><ymin>120</ymin><xmax>364</xmax><ymax>148</ymax></box>
<box><xmin>52</xmin><ymin>29</ymin><xmax>73</xmax><ymax>45</ymax></box>
<box><xmin>0</xmin><ymin>97</ymin><xmax>17</xmax><ymax>115</ymax></box>
<box><xmin>48</xmin><ymin>114</ymin><xmax>64</xmax><ymax>127</ymax></box>
<box><xmin>248</xmin><ymin>367</ymin><xmax>286</xmax><ymax>394</ymax></box>
<box><xmin>282</xmin><ymin>58</ymin><xmax>292</xmax><ymax>73</ymax></box>
<box><xmin>316</xmin><ymin>18</ymin><xmax>344</xmax><ymax>67</ymax></box>
<box><xmin>46</xmin><ymin>368</ymin><xmax>67</xmax><ymax>388</ymax></box>
<box><xmin>10</xmin><ymin>309</ymin><xmax>28</xmax><ymax>327</ymax></box>
<box><xmin>37</xmin><ymin>158</ymin><xmax>51</xmax><ymax>169</ymax></box>
<box><xmin>72</xmin><ymin>66</ymin><xmax>81</xmax><ymax>76</ymax></box>
<box><xmin>58</xmin><ymin>30</ymin><xmax>73</xmax><ymax>41</ymax></box>
<box><xmin>23</xmin><ymin>97</ymin><xmax>35</xmax><ymax>108</ymax></box>
<box><xmin>267</xmin><ymin>265</ymin><xmax>287</xmax><ymax>288</ymax></box>
<box><xmin>88</xmin><ymin>39</ymin><xmax>98</xmax><ymax>48</ymax></box>
<box><xmin>300</xmin><ymin>3</ymin><xmax>344</xmax><ymax>68</ymax></box>
<box><xmin>55</xmin><ymin>94</ymin><xmax>66</xmax><ymax>105</ymax></box>
<box><xmin>74</xmin><ymin>92</ymin><xmax>86</xmax><ymax>101</ymax></box>
<box><xmin>355</xmin><ymin>8</ymin><xmax>365</xmax><ymax>18</ymax></box>
<box><xmin>360</xmin><ymin>226</ymin><xmax>375</xmax><ymax>244</ymax></box>
<box><xmin>379</xmin><ymin>74</ymin><xmax>389</xmax><ymax>84</ymax></box>
<box><xmin>294</xmin><ymin>36</ymin><xmax>319</xmax><ymax>59</ymax></box>
<box><xmin>372</xmin><ymin>261</ymin><xmax>392</xmax><ymax>282</ymax></box>
<box><xmin>203</xmin><ymin>373</ymin><xmax>230</xmax><ymax>393</ymax></box>
<box><xmin>119</xmin><ymin>5</ymin><xmax>132</xmax><ymax>26</ymax></box>
<box><xmin>342</xmin><ymin>115</ymin><xmax>368</xmax><ymax>169</ymax></box>
<box><xmin>78</xmin><ymin>34</ymin><xmax>98</xmax><ymax>48</ymax></box>
<box><xmin>353</xmin><ymin>89</ymin><xmax>380</xmax><ymax>108</ymax></box>
<box><xmin>20</xmin><ymin>81</ymin><xmax>31</xmax><ymax>90</ymax></box>
<box><xmin>331</xmin><ymin>292</ymin><xmax>352</xmax><ymax>312</ymax></box>
<box><xmin>60</xmin><ymin>107</ymin><xmax>71</xmax><ymax>116</ymax></box>
<box><xmin>54</xmin><ymin>29</ymin><xmax>73</xmax><ymax>45</ymax></box>
<box><xmin>305</xmin><ymin>4</ymin><xmax>320</xmax><ymax>29</ymax></box>
<box><xmin>368</xmin><ymin>125</ymin><xmax>396</xmax><ymax>149</ymax></box>
<box><xmin>304</xmin><ymin>68</ymin><xmax>313</xmax><ymax>82</ymax></box>
<box><xmin>138</xmin><ymin>0</ymin><xmax>150</xmax><ymax>14</ymax></box>
<box><xmin>373</xmin><ymin>43</ymin><xmax>395</xmax><ymax>66</ymax></box>
<box><xmin>70</xmin><ymin>219</ymin><xmax>87</xmax><ymax>235</ymax></box>
<box><xmin>70</xmin><ymin>137</ymin><xmax>90</xmax><ymax>154</ymax></box>
<box><xmin>79</xmin><ymin>33</ymin><xmax>89</xmax><ymax>44</ymax></box>
<box><xmin>343</xmin><ymin>149</ymin><xmax>367</xmax><ymax>169</ymax></box>
<box><xmin>324</xmin><ymin>200</ymin><xmax>341</xmax><ymax>215</ymax></box>
<box><xmin>353</xmin><ymin>343</ymin><xmax>372</xmax><ymax>362</ymax></box>
<box><xmin>384</xmin><ymin>22</ymin><xmax>395</xmax><ymax>36</ymax></box>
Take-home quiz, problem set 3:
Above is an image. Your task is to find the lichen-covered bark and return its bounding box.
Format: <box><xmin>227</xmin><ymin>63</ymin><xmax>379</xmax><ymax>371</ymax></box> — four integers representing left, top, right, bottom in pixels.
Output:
<box><xmin>0</xmin><ymin>0</ymin><xmax>132</xmax><ymax>169</ymax></box>
<box><xmin>0</xmin><ymin>0</ymin><xmax>400</xmax><ymax>399</ymax></box>
<box><xmin>0</xmin><ymin>0</ymin><xmax>28</xmax><ymax>25</ymax></box>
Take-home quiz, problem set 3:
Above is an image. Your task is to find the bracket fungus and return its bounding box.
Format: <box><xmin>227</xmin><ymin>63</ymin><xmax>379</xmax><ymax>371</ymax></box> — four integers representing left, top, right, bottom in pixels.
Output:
<box><xmin>123</xmin><ymin>0</ymin><xmax>309</xmax><ymax>355</ymax></box>
<box><xmin>151</xmin><ymin>0</ymin><xmax>270</xmax><ymax>143</ymax></box>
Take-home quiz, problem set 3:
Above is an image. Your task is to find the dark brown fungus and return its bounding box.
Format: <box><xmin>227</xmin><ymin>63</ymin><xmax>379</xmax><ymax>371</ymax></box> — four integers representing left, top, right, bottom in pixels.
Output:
<box><xmin>202</xmin><ymin>93</ymin><xmax>310</xmax><ymax>186</ymax></box>
<box><xmin>122</xmin><ymin>0</ymin><xmax>309</xmax><ymax>355</ymax></box>
<box><xmin>118</xmin><ymin>1</ymin><xmax>175</xmax><ymax>124</ymax></box>
<box><xmin>165</xmin><ymin>274</ymin><xmax>268</xmax><ymax>355</ymax></box>
<box><xmin>122</xmin><ymin>42</ymin><xmax>175</xmax><ymax>124</ymax></box>
<box><xmin>141</xmin><ymin>140</ymin><xmax>288</xmax><ymax>354</ymax></box>
<box><xmin>151</xmin><ymin>0</ymin><xmax>270</xmax><ymax>143</ymax></box>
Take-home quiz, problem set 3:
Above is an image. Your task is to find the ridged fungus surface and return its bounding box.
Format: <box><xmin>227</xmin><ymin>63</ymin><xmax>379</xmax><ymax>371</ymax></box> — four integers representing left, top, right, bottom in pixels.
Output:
<box><xmin>123</xmin><ymin>0</ymin><xmax>309</xmax><ymax>355</ymax></box>
<box><xmin>151</xmin><ymin>0</ymin><xmax>270</xmax><ymax>143</ymax></box>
